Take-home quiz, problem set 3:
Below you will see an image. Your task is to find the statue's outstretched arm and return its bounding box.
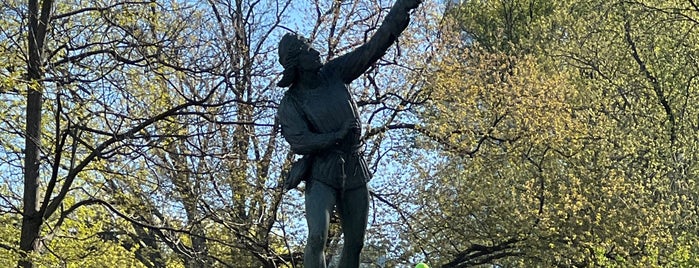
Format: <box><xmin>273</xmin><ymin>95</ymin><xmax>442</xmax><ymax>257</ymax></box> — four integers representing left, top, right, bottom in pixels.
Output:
<box><xmin>326</xmin><ymin>0</ymin><xmax>421</xmax><ymax>83</ymax></box>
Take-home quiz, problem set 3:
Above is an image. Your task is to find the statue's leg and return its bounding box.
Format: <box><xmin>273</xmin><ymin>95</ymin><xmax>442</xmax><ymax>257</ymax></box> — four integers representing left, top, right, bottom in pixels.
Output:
<box><xmin>336</xmin><ymin>185</ymin><xmax>369</xmax><ymax>268</ymax></box>
<box><xmin>304</xmin><ymin>181</ymin><xmax>337</xmax><ymax>268</ymax></box>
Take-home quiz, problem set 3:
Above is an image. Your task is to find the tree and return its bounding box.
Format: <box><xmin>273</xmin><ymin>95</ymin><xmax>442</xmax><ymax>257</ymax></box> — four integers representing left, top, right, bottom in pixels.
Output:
<box><xmin>398</xmin><ymin>0</ymin><xmax>699</xmax><ymax>266</ymax></box>
<box><xmin>1</xmin><ymin>0</ymin><xmax>235</xmax><ymax>266</ymax></box>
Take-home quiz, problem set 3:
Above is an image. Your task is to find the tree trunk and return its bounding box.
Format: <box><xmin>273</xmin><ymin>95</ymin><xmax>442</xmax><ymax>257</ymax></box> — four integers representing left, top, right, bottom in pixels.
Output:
<box><xmin>19</xmin><ymin>30</ymin><xmax>43</xmax><ymax>268</ymax></box>
<box><xmin>19</xmin><ymin>0</ymin><xmax>52</xmax><ymax>266</ymax></box>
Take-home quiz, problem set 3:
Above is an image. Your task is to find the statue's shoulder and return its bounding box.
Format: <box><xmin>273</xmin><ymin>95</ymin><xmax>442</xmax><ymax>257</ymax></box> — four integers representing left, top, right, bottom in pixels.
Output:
<box><xmin>278</xmin><ymin>91</ymin><xmax>294</xmax><ymax>112</ymax></box>
<box><xmin>282</xmin><ymin>89</ymin><xmax>299</xmax><ymax>103</ymax></box>
<box><xmin>279</xmin><ymin>90</ymin><xmax>302</xmax><ymax>112</ymax></box>
<box><xmin>281</xmin><ymin>90</ymin><xmax>292</xmax><ymax>100</ymax></box>
<box><xmin>320</xmin><ymin>60</ymin><xmax>342</xmax><ymax>78</ymax></box>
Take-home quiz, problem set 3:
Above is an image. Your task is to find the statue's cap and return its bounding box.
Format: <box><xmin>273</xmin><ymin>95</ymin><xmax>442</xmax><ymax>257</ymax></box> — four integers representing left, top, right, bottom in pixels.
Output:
<box><xmin>277</xmin><ymin>33</ymin><xmax>310</xmax><ymax>87</ymax></box>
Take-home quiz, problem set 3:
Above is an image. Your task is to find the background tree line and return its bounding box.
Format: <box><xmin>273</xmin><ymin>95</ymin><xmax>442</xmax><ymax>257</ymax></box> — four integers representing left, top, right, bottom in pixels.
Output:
<box><xmin>0</xmin><ymin>0</ymin><xmax>697</xmax><ymax>267</ymax></box>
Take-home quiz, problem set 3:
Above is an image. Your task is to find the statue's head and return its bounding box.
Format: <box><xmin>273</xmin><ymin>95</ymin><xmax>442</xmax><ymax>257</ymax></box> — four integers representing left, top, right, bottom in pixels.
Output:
<box><xmin>277</xmin><ymin>33</ymin><xmax>322</xmax><ymax>87</ymax></box>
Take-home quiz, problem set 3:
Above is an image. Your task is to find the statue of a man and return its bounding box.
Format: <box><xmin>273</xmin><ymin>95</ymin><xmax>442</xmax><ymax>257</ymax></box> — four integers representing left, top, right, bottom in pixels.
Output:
<box><xmin>276</xmin><ymin>1</ymin><xmax>421</xmax><ymax>267</ymax></box>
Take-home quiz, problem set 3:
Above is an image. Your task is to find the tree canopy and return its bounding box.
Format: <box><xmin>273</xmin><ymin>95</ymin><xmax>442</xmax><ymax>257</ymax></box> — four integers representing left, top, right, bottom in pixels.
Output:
<box><xmin>399</xmin><ymin>0</ymin><xmax>699</xmax><ymax>266</ymax></box>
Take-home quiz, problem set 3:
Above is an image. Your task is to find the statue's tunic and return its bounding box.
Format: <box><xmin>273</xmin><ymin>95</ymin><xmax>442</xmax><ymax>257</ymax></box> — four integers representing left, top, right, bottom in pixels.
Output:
<box><xmin>278</xmin><ymin>67</ymin><xmax>370</xmax><ymax>190</ymax></box>
<box><xmin>277</xmin><ymin>3</ymin><xmax>412</xmax><ymax>190</ymax></box>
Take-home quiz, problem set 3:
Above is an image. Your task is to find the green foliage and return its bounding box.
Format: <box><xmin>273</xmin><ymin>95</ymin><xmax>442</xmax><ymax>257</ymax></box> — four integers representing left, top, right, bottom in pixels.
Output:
<box><xmin>405</xmin><ymin>0</ymin><xmax>699</xmax><ymax>266</ymax></box>
<box><xmin>36</xmin><ymin>205</ymin><xmax>148</xmax><ymax>267</ymax></box>
<box><xmin>0</xmin><ymin>198</ymin><xmax>146</xmax><ymax>267</ymax></box>
<box><xmin>448</xmin><ymin>0</ymin><xmax>556</xmax><ymax>53</ymax></box>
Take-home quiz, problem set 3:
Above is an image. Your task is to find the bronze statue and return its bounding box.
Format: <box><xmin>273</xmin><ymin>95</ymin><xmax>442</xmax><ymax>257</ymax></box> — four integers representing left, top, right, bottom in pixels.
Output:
<box><xmin>277</xmin><ymin>0</ymin><xmax>421</xmax><ymax>267</ymax></box>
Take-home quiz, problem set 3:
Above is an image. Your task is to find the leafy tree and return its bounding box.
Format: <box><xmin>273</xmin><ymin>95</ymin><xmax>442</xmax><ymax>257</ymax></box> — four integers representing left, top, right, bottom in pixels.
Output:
<box><xmin>398</xmin><ymin>0</ymin><xmax>699</xmax><ymax>266</ymax></box>
<box><xmin>446</xmin><ymin>0</ymin><xmax>555</xmax><ymax>53</ymax></box>
<box><xmin>1</xmin><ymin>0</ymin><xmax>239</xmax><ymax>266</ymax></box>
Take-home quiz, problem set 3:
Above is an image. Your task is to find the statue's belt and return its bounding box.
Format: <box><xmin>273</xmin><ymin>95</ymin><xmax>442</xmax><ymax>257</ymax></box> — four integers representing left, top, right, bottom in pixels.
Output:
<box><xmin>306</xmin><ymin>145</ymin><xmax>366</xmax><ymax>192</ymax></box>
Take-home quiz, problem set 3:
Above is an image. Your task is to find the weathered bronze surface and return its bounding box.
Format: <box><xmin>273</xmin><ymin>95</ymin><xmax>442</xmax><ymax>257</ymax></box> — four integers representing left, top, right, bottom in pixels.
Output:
<box><xmin>277</xmin><ymin>1</ymin><xmax>421</xmax><ymax>267</ymax></box>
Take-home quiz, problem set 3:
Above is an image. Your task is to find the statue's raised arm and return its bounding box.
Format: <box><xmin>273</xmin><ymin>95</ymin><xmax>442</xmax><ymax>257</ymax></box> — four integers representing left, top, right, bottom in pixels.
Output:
<box><xmin>326</xmin><ymin>0</ymin><xmax>422</xmax><ymax>83</ymax></box>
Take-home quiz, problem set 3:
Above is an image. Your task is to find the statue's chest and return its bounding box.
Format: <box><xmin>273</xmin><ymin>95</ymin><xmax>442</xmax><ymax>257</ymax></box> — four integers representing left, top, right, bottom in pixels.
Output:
<box><xmin>299</xmin><ymin>82</ymin><xmax>354</xmax><ymax>131</ymax></box>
